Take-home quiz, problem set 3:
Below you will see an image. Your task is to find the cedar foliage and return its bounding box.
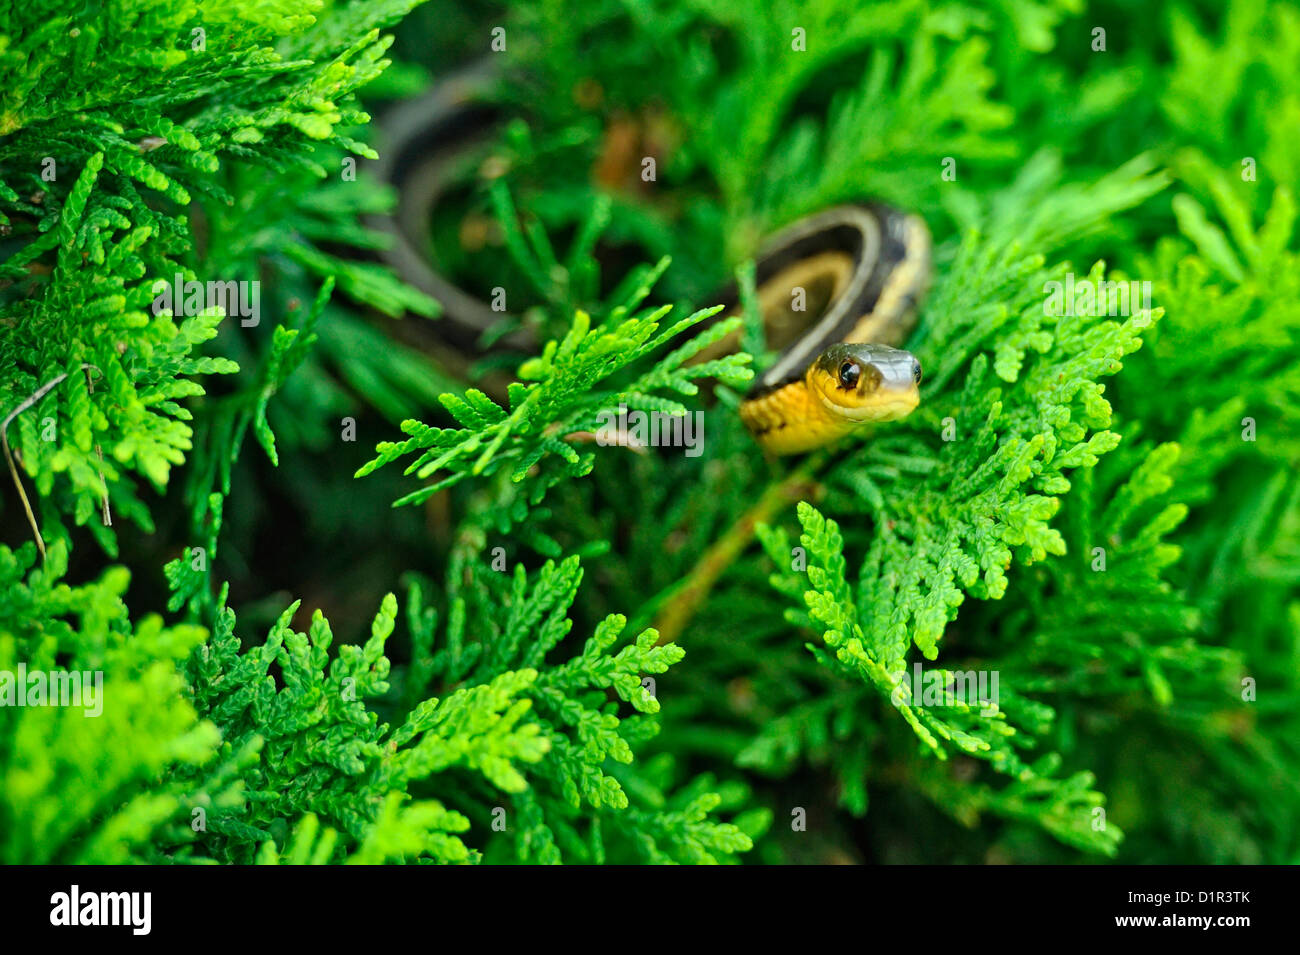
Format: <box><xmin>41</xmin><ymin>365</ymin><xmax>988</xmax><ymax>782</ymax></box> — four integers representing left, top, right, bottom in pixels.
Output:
<box><xmin>1</xmin><ymin>0</ymin><xmax>1296</xmax><ymax>863</ymax></box>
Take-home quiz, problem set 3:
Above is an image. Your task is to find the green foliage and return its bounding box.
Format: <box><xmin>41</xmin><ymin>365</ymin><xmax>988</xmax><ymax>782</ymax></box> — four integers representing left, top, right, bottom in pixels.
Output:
<box><xmin>0</xmin><ymin>0</ymin><xmax>433</xmax><ymax>554</ymax></box>
<box><xmin>1</xmin><ymin>0</ymin><xmax>1297</xmax><ymax>867</ymax></box>
<box><xmin>0</xmin><ymin>540</ymin><xmax>230</xmax><ymax>864</ymax></box>
<box><xmin>357</xmin><ymin>298</ymin><xmax>750</xmax><ymax>505</ymax></box>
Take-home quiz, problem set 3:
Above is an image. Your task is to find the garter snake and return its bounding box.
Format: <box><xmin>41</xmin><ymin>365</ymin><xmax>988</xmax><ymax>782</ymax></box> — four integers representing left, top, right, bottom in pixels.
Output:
<box><xmin>723</xmin><ymin>204</ymin><xmax>931</xmax><ymax>454</ymax></box>
<box><xmin>373</xmin><ymin>71</ymin><xmax>931</xmax><ymax>455</ymax></box>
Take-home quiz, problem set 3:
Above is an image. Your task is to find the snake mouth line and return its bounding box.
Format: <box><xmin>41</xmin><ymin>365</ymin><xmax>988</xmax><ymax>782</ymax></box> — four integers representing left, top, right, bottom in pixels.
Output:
<box><xmin>819</xmin><ymin>392</ymin><xmax>920</xmax><ymax>422</ymax></box>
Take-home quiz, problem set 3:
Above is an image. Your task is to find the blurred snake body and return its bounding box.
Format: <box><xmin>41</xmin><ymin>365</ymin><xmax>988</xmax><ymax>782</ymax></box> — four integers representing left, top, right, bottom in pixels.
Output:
<box><xmin>733</xmin><ymin>204</ymin><xmax>932</xmax><ymax>454</ymax></box>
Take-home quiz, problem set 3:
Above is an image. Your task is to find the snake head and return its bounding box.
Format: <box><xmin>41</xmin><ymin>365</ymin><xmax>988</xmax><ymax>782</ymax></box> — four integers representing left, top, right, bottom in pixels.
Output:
<box><xmin>808</xmin><ymin>342</ymin><xmax>921</xmax><ymax>422</ymax></box>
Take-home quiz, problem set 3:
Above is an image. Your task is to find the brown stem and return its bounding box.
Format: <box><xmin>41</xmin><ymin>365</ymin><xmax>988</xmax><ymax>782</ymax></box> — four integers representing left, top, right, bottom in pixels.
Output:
<box><xmin>653</xmin><ymin>458</ymin><xmax>822</xmax><ymax>646</ymax></box>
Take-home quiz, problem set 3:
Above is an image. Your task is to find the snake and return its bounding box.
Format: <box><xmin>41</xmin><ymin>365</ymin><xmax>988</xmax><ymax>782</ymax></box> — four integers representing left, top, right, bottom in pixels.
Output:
<box><xmin>726</xmin><ymin>204</ymin><xmax>932</xmax><ymax>454</ymax></box>
<box><xmin>371</xmin><ymin>69</ymin><xmax>932</xmax><ymax>455</ymax></box>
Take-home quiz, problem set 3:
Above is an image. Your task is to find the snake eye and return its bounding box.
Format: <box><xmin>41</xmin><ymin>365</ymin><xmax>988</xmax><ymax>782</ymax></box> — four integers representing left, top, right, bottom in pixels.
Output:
<box><xmin>838</xmin><ymin>361</ymin><xmax>861</xmax><ymax>389</ymax></box>
<box><xmin>911</xmin><ymin>359</ymin><xmax>923</xmax><ymax>385</ymax></box>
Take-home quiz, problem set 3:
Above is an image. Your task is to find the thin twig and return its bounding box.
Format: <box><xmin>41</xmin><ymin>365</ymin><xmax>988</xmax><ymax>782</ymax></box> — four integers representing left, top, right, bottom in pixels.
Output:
<box><xmin>1</xmin><ymin>364</ymin><xmax>108</xmax><ymax>561</ymax></box>
<box><xmin>653</xmin><ymin>456</ymin><xmax>822</xmax><ymax>646</ymax></box>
